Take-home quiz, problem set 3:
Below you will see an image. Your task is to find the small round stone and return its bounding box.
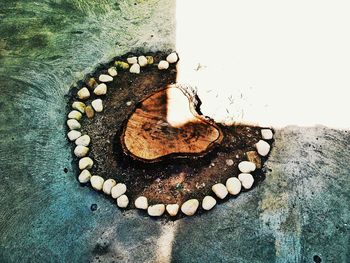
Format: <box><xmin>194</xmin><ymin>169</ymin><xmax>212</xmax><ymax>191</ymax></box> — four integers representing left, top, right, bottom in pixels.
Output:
<box><xmin>166</xmin><ymin>52</ymin><xmax>178</xmax><ymax>63</ymax></box>
<box><xmin>108</xmin><ymin>67</ymin><xmax>118</xmax><ymax>77</ymax></box>
<box><xmin>90</xmin><ymin>175</ymin><xmax>104</xmax><ymax>191</ymax></box>
<box><xmin>79</xmin><ymin>157</ymin><xmax>93</xmax><ymax>170</ymax></box>
<box><xmin>114</xmin><ymin>61</ymin><xmax>129</xmax><ymax>69</ymax></box>
<box><xmin>127</xmin><ymin>57</ymin><xmax>138</xmax><ymax>64</ymax></box>
<box><xmin>86</xmin><ymin>78</ymin><xmax>98</xmax><ymax>89</ymax></box>
<box><xmin>166</xmin><ymin>204</ymin><xmax>179</xmax><ymax>216</ymax></box>
<box><xmin>77</xmin><ymin>87</ymin><xmax>90</xmax><ymax>100</ymax></box>
<box><xmin>129</xmin><ymin>63</ymin><xmax>140</xmax><ymax>74</ymax></box>
<box><xmin>67</xmin><ymin>130</ymin><xmax>81</xmax><ymax>141</ymax></box>
<box><xmin>111</xmin><ymin>183</ymin><xmax>127</xmax><ymax>199</ymax></box>
<box><xmin>72</xmin><ymin>101</ymin><xmax>86</xmax><ymax>113</ymax></box>
<box><xmin>102</xmin><ymin>179</ymin><xmax>117</xmax><ymax>195</ymax></box>
<box><xmin>67</xmin><ymin>119</ymin><xmax>81</xmax><ymax>130</ymax></box>
<box><xmin>148</xmin><ymin>204</ymin><xmax>165</xmax><ymax>217</ymax></box>
<box><xmin>91</xmin><ymin>99</ymin><xmax>103</xmax><ymax>112</ymax></box>
<box><xmin>99</xmin><ymin>74</ymin><xmax>113</xmax><ymax>82</ymax></box>
<box><xmin>94</xmin><ymin>83</ymin><xmax>107</xmax><ymax>96</ymax></box>
<box><xmin>261</xmin><ymin>129</ymin><xmax>273</xmax><ymax>140</ymax></box>
<box><xmin>238</xmin><ymin>161</ymin><xmax>256</xmax><ymax>173</ymax></box>
<box><xmin>158</xmin><ymin>60</ymin><xmax>169</xmax><ymax>70</ymax></box>
<box><xmin>238</xmin><ymin>173</ymin><xmax>255</xmax><ymax>189</ymax></box>
<box><xmin>226</xmin><ymin>159</ymin><xmax>234</xmax><ymax>166</ymax></box>
<box><xmin>226</xmin><ymin>177</ymin><xmax>242</xmax><ymax>195</ymax></box>
<box><xmin>212</xmin><ymin>183</ymin><xmax>228</xmax><ymax>199</ymax></box>
<box><xmin>117</xmin><ymin>195</ymin><xmax>129</xmax><ymax>208</ymax></box>
<box><xmin>146</xmin><ymin>56</ymin><xmax>154</xmax><ymax>64</ymax></box>
<box><xmin>74</xmin><ymin>145</ymin><xmax>89</xmax><ymax>157</ymax></box>
<box><xmin>181</xmin><ymin>199</ymin><xmax>199</xmax><ymax>216</ymax></box>
<box><xmin>78</xmin><ymin>169</ymin><xmax>91</xmax><ymax>183</ymax></box>
<box><xmin>202</xmin><ymin>196</ymin><xmax>217</xmax><ymax>211</ymax></box>
<box><xmin>135</xmin><ymin>196</ymin><xmax>148</xmax><ymax>210</ymax></box>
<box><xmin>68</xmin><ymin>110</ymin><xmax>82</xmax><ymax>120</ymax></box>
<box><xmin>138</xmin><ymin>56</ymin><xmax>148</xmax><ymax>67</ymax></box>
<box><xmin>75</xmin><ymin>135</ymin><xmax>90</xmax><ymax>147</ymax></box>
<box><xmin>256</xmin><ymin>140</ymin><xmax>271</xmax><ymax>156</ymax></box>
<box><xmin>85</xmin><ymin>106</ymin><xmax>94</xmax><ymax>119</ymax></box>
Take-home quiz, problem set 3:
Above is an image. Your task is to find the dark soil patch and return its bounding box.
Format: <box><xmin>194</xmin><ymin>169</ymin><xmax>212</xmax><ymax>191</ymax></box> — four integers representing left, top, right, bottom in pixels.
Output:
<box><xmin>67</xmin><ymin>51</ymin><xmax>274</xmax><ymax>219</ymax></box>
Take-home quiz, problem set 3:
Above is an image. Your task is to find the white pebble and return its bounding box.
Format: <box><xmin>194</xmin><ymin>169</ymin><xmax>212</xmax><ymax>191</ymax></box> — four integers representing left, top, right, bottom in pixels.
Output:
<box><xmin>148</xmin><ymin>204</ymin><xmax>165</xmax><ymax>216</ymax></box>
<box><xmin>111</xmin><ymin>183</ymin><xmax>127</xmax><ymax>199</ymax></box>
<box><xmin>94</xmin><ymin>83</ymin><xmax>107</xmax><ymax>96</ymax></box>
<box><xmin>99</xmin><ymin>74</ymin><xmax>113</xmax><ymax>82</ymax></box>
<box><xmin>166</xmin><ymin>52</ymin><xmax>178</xmax><ymax>63</ymax></box>
<box><xmin>238</xmin><ymin>161</ymin><xmax>256</xmax><ymax>173</ymax></box>
<box><xmin>108</xmin><ymin>67</ymin><xmax>118</xmax><ymax>77</ymax></box>
<box><xmin>90</xmin><ymin>175</ymin><xmax>104</xmax><ymax>191</ymax></box>
<box><xmin>74</xmin><ymin>145</ymin><xmax>89</xmax><ymax>157</ymax></box>
<box><xmin>158</xmin><ymin>60</ymin><xmax>169</xmax><ymax>70</ymax></box>
<box><xmin>129</xmin><ymin>63</ymin><xmax>140</xmax><ymax>74</ymax></box>
<box><xmin>256</xmin><ymin>140</ymin><xmax>271</xmax><ymax>156</ymax></box>
<box><xmin>261</xmin><ymin>129</ymin><xmax>273</xmax><ymax>140</ymax></box>
<box><xmin>181</xmin><ymin>199</ymin><xmax>199</xmax><ymax>216</ymax></box>
<box><xmin>226</xmin><ymin>159</ymin><xmax>234</xmax><ymax>166</ymax></box>
<box><xmin>75</xmin><ymin>135</ymin><xmax>90</xmax><ymax>147</ymax></box>
<box><xmin>77</xmin><ymin>87</ymin><xmax>90</xmax><ymax>100</ymax></box>
<box><xmin>67</xmin><ymin>119</ymin><xmax>81</xmax><ymax>130</ymax></box>
<box><xmin>68</xmin><ymin>110</ymin><xmax>82</xmax><ymax>120</ymax></box>
<box><xmin>212</xmin><ymin>183</ymin><xmax>228</xmax><ymax>199</ymax></box>
<box><xmin>91</xmin><ymin>99</ymin><xmax>103</xmax><ymax>112</ymax></box>
<box><xmin>67</xmin><ymin>130</ymin><xmax>81</xmax><ymax>141</ymax></box>
<box><xmin>72</xmin><ymin>101</ymin><xmax>86</xmax><ymax>113</ymax></box>
<box><xmin>78</xmin><ymin>157</ymin><xmax>93</xmax><ymax>170</ymax></box>
<box><xmin>102</xmin><ymin>179</ymin><xmax>117</xmax><ymax>195</ymax></box>
<box><xmin>127</xmin><ymin>57</ymin><xmax>138</xmax><ymax>64</ymax></box>
<box><xmin>138</xmin><ymin>56</ymin><xmax>148</xmax><ymax>67</ymax></box>
<box><xmin>166</xmin><ymin>204</ymin><xmax>179</xmax><ymax>216</ymax></box>
<box><xmin>238</xmin><ymin>173</ymin><xmax>255</xmax><ymax>189</ymax></box>
<box><xmin>135</xmin><ymin>196</ymin><xmax>148</xmax><ymax>210</ymax></box>
<box><xmin>117</xmin><ymin>195</ymin><xmax>129</xmax><ymax>208</ymax></box>
<box><xmin>226</xmin><ymin>177</ymin><xmax>242</xmax><ymax>195</ymax></box>
<box><xmin>202</xmin><ymin>196</ymin><xmax>217</xmax><ymax>211</ymax></box>
<box><xmin>78</xmin><ymin>169</ymin><xmax>91</xmax><ymax>183</ymax></box>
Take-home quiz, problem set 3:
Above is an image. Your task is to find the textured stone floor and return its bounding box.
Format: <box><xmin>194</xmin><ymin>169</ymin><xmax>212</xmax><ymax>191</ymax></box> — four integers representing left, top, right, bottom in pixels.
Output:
<box><xmin>0</xmin><ymin>1</ymin><xmax>349</xmax><ymax>263</ymax></box>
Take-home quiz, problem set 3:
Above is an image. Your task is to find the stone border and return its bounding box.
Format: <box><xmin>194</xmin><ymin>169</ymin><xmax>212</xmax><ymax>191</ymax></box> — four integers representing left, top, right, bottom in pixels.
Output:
<box><xmin>66</xmin><ymin>52</ymin><xmax>273</xmax><ymax>217</ymax></box>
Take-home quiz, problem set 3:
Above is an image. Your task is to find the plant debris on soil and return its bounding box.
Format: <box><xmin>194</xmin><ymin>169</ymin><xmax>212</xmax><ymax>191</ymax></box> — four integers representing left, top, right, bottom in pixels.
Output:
<box><xmin>67</xmin><ymin>51</ymin><xmax>274</xmax><ymax>219</ymax></box>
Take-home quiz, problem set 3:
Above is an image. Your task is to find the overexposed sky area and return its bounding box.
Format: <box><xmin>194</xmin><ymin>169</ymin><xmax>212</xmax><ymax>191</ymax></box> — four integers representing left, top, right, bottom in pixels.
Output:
<box><xmin>176</xmin><ymin>0</ymin><xmax>350</xmax><ymax>128</ymax></box>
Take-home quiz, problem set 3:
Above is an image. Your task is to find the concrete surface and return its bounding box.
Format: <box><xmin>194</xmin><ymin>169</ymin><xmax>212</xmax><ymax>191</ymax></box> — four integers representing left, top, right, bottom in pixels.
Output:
<box><xmin>0</xmin><ymin>1</ymin><xmax>349</xmax><ymax>263</ymax></box>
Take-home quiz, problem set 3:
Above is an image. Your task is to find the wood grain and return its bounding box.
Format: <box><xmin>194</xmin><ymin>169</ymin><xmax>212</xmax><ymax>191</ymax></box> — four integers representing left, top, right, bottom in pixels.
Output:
<box><xmin>121</xmin><ymin>86</ymin><xmax>223</xmax><ymax>162</ymax></box>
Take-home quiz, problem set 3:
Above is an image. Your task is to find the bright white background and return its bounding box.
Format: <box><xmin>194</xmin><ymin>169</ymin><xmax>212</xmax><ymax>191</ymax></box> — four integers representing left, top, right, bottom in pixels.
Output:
<box><xmin>176</xmin><ymin>0</ymin><xmax>350</xmax><ymax>128</ymax></box>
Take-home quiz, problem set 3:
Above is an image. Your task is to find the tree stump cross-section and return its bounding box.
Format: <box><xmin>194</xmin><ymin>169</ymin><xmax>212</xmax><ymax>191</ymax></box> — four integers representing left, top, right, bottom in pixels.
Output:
<box><xmin>121</xmin><ymin>85</ymin><xmax>223</xmax><ymax>162</ymax></box>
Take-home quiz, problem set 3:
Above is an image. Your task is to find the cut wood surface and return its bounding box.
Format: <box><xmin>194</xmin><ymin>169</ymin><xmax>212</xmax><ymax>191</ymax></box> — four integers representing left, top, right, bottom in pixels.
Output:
<box><xmin>121</xmin><ymin>86</ymin><xmax>223</xmax><ymax>162</ymax></box>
